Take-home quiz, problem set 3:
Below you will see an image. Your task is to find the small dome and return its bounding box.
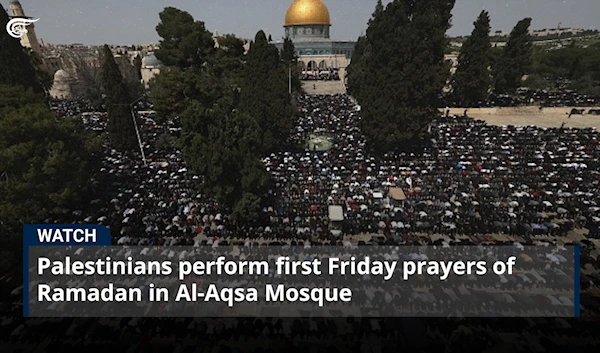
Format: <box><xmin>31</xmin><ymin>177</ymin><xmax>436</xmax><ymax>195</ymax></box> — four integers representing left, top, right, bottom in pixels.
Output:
<box><xmin>54</xmin><ymin>69</ymin><xmax>70</xmax><ymax>80</ymax></box>
<box><xmin>142</xmin><ymin>54</ymin><xmax>162</xmax><ymax>67</ymax></box>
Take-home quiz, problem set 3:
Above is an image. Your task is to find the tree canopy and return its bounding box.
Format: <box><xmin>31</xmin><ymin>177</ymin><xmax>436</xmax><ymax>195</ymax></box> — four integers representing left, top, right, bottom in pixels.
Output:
<box><xmin>347</xmin><ymin>0</ymin><xmax>456</xmax><ymax>152</ymax></box>
<box><xmin>0</xmin><ymin>22</ymin><xmax>100</xmax><ymax>267</ymax></box>
<box><xmin>529</xmin><ymin>43</ymin><xmax>600</xmax><ymax>96</ymax></box>
<box><xmin>0</xmin><ymin>86</ymin><xmax>99</xmax><ymax>221</ymax></box>
<box><xmin>150</xmin><ymin>8</ymin><xmax>294</xmax><ymax>223</ymax></box>
<box><xmin>493</xmin><ymin>18</ymin><xmax>533</xmax><ymax>93</ymax></box>
<box><xmin>99</xmin><ymin>44</ymin><xmax>138</xmax><ymax>151</ymax></box>
<box><xmin>281</xmin><ymin>37</ymin><xmax>302</xmax><ymax>93</ymax></box>
<box><xmin>239</xmin><ymin>31</ymin><xmax>295</xmax><ymax>153</ymax></box>
<box><xmin>154</xmin><ymin>7</ymin><xmax>215</xmax><ymax>68</ymax></box>
<box><xmin>451</xmin><ymin>10</ymin><xmax>492</xmax><ymax>105</ymax></box>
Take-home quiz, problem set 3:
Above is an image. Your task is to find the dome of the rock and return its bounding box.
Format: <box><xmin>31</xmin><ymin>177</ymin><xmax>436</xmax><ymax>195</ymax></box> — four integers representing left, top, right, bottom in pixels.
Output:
<box><xmin>285</xmin><ymin>0</ymin><xmax>331</xmax><ymax>26</ymax></box>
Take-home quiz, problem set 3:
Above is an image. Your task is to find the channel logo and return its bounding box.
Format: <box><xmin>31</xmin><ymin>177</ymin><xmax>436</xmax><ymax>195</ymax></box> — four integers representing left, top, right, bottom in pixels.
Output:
<box><xmin>6</xmin><ymin>17</ymin><xmax>38</xmax><ymax>38</ymax></box>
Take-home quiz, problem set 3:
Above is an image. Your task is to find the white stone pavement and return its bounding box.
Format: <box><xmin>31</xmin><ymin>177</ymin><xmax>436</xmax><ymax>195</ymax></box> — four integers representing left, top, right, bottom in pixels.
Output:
<box><xmin>302</xmin><ymin>80</ymin><xmax>346</xmax><ymax>95</ymax></box>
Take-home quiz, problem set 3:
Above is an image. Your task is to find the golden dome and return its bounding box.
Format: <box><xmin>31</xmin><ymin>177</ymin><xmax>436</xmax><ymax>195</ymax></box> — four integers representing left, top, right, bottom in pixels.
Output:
<box><xmin>285</xmin><ymin>0</ymin><xmax>331</xmax><ymax>26</ymax></box>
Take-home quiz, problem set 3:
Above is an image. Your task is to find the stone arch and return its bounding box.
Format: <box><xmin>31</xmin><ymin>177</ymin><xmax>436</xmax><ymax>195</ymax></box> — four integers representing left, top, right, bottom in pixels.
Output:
<box><xmin>318</xmin><ymin>60</ymin><xmax>328</xmax><ymax>70</ymax></box>
<box><xmin>307</xmin><ymin>60</ymin><xmax>318</xmax><ymax>71</ymax></box>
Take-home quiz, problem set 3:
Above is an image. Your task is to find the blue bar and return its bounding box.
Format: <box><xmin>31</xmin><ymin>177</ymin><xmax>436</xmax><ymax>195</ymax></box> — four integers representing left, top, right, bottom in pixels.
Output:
<box><xmin>574</xmin><ymin>246</ymin><xmax>580</xmax><ymax>317</ymax></box>
<box><xmin>23</xmin><ymin>224</ymin><xmax>112</xmax><ymax>317</ymax></box>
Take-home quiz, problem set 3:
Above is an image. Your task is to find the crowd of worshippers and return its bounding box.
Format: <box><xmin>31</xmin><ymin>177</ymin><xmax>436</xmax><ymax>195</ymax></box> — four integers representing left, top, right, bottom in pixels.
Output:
<box><xmin>442</xmin><ymin>88</ymin><xmax>598</xmax><ymax>108</ymax></box>
<box><xmin>3</xmin><ymin>95</ymin><xmax>600</xmax><ymax>352</ymax></box>
<box><xmin>35</xmin><ymin>95</ymin><xmax>600</xmax><ymax>306</ymax></box>
<box><xmin>50</xmin><ymin>99</ymin><xmax>95</xmax><ymax>117</ymax></box>
<box><xmin>301</xmin><ymin>68</ymin><xmax>341</xmax><ymax>81</ymax></box>
<box><xmin>39</xmin><ymin>94</ymin><xmax>600</xmax><ymax>271</ymax></box>
<box><xmin>265</xmin><ymin>95</ymin><xmax>600</xmax><ymax>242</ymax></box>
<box><xmin>50</xmin><ymin>98</ymin><xmax>154</xmax><ymax>118</ymax></box>
<box><xmin>5</xmin><ymin>314</ymin><xmax>599</xmax><ymax>353</ymax></box>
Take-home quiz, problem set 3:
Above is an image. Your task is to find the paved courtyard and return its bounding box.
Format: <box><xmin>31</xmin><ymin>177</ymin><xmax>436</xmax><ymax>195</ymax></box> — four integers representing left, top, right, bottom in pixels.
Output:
<box><xmin>447</xmin><ymin>107</ymin><xmax>600</xmax><ymax>129</ymax></box>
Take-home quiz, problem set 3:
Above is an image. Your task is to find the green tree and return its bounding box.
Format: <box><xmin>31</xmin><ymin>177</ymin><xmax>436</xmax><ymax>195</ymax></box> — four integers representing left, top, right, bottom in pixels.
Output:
<box><xmin>150</xmin><ymin>8</ymin><xmax>237</xmax><ymax>123</ymax></box>
<box><xmin>348</xmin><ymin>0</ymin><xmax>456</xmax><ymax>152</ymax></box>
<box><xmin>346</xmin><ymin>35</ymin><xmax>370</xmax><ymax>99</ymax></box>
<box><xmin>68</xmin><ymin>51</ymin><xmax>104</xmax><ymax>108</ymax></box>
<box><xmin>493</xmin><ymin>18</ymin><xmax>533</xmax><ymax>93</ymax></box>
<box><xmin>181</xmin><ymin>95</ymin><xmax>268</xmax><ymax>211</ymax></box>
<box><xmin>239</xmin><ymin>30</ymin><xmax>295</xmax><ymax>153</ymax></box>
<box><xmin>451</xmin><ymin>10</ymin><xmax>492</xmax><ymax>105</ymax></box>
<box><xmin>217</xmin><ymin>34</ymin><xmax>246</xmax><ymax>57</ymax></box>
<box><xmin>154</xmin><ymin>7</ymin><xmax>215</xmax><ymax>68</ymax></box>
<box><xmin>0</xmin><ymin>84</ymin><xmax>101</xmax><ymax>226</ymax></box>
<box><xmin>133</xmin><ymin>54</ymin><xmax>143</xmax><ymax>81</ymax></box>
<box><xmin>531</xmin><ymin>43</ymin><xmax>600</xmax><ymax>95</ymax></box>
<box><xmin>149</xmin><ymin>66</ymin><xmax>228</xmax><ymax>123</ymax></box>
<box><xmin>99</xmin><ymin>44</ymin><xmax>137</xmax><ymax>151</ymax></box>
<box><xmin>280</xmin><ymin>37</ymin><xmax>302</xmax><ymax>92</ymax></box>
<box><xmin>232</xmin><ymin>193</ymin><xmax>262</xmax><ymax>225</ymax></box>
<box><xmin>210</xmin><ymin>34</ymin><xmax>246</xmax><ymax>88</ymax></box>
<box><xmin>348</xmin><ymin>1</ymin><xmax>382</xmax><ymax>100</ymax></box>
<box><xmin>151</xmin><ymin>8</ymin><xmax>278</xmax><ymax>223</ymax></box>
<box><xmin>0</xmin><ymin>85</ymin><xmax>101</xmax><ymax>272</ymax></box>
<box><xmin>0</xmin><ymin>6</ymin><xmax>43</xmax><ymax>93</ymax></box>
<box><xmin>368</xmin><ymin>0</ymin><xmax>384</xmax><ymax>27</ymax></box>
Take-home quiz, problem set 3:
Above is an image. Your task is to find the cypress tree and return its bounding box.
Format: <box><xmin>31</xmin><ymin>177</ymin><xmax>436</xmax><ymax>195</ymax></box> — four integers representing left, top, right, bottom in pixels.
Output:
<box><xmin>0</xmin><ymin>6</ymin><xmax>42</xmax><ymax>92</ymax></box>
<box><xmin>349</xmin><ymin>0</ymin><xmax>456</xmax><ymax>152</ymax></box>
<box><xmin>493</xmin><ymin>18</ymin><xmax>533</xmax><ymax>93</ymax></box>
<box><xmin>99</xmin><ymin>45</ymin><xmax>137</xmax><ymax>151</ymax></box>
<box><xmin>346</xmin><ymin>35</ymin><xmax>369</xmax><ymax>100</ymax></box>
<box><xmin>151</xmin><ymin>8</ymin><xmax>289</xmax><ymax>222</ymax></box>
<box><xmin>239</xmin><ymin>30</ymin><xmax>294</xmax><ymax>153</ymax></box>
<box><xmin>451</xmin><ymin>10</ymin><xmax>492</xmax><ymax>106</ymax></box>
<box><xmin>348</xmin><ymin>0</ymin><xmax>382</xmax><ymax>100</ymax></box>
<box><xmin>368</xmin><ymin>0</ymin><xmax>384</xmax><ymax>27</ymax></box>
<box><xmin>281</xmin><ymin>37</ymin><xmax>301</xmax><ymax>92</ymax></box>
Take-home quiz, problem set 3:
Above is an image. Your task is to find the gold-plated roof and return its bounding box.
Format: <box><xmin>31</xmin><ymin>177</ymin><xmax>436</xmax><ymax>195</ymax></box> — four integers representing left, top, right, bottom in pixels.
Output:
<box><xmin>285</xmin><ymin>0</ymin><xmax>331</xmax><ymax>26</ymax></box>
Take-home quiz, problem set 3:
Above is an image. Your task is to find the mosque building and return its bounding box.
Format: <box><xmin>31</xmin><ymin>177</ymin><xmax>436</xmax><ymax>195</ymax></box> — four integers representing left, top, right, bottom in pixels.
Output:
<box><xmin>276</xmin><ymin>0</ymin><xmax>355</xmax><ymax>76</ymax></box>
